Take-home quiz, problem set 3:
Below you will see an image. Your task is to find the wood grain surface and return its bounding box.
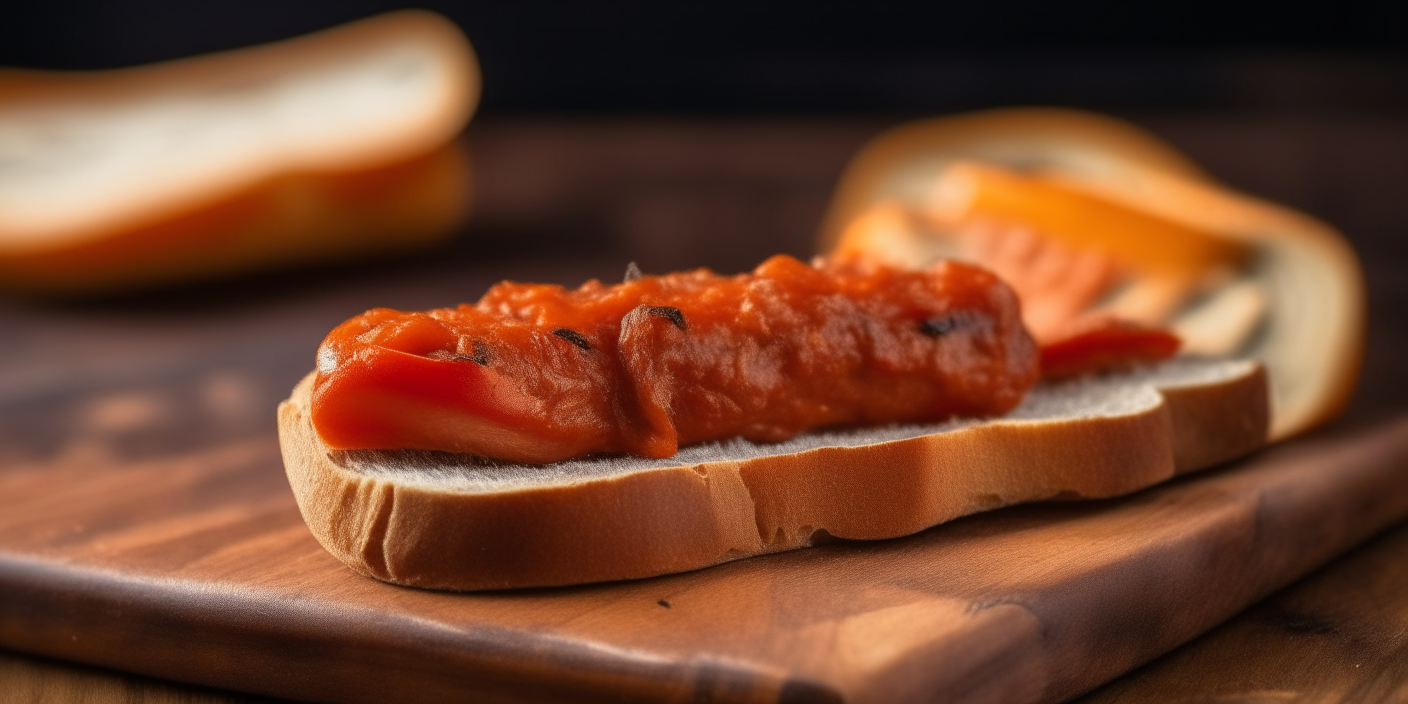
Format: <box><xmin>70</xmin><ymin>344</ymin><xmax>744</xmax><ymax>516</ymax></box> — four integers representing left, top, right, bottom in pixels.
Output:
<box><xmin>3</xmin><ymin>115</ymin><xmax>1408</xmax><ymax>702</ymax></box>
<box><xmin>0</xmin><ymin>648</ymin><xmax>281</xmax><ymax>704</ymax></box>
<box><xmin>1079</xmin><ymin>519</ymin><xmax>1408</xmax><ymax>704</ymax></box>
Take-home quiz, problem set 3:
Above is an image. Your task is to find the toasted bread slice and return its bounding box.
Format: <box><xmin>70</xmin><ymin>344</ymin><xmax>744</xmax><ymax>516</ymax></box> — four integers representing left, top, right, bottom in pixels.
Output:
<box><xmin>818</xmin><ymin>108</ymin><xmax>1365</xmax><ymax>441</ymax></box>
<box><xmin>0</xmin><ymin>11</ymin><xmax>479</xmax><ymax>294</ymax></box>
<box><xmin>278</xmin><ymin>358</ymin><xmax>1267</xmax><ymax>591</ymax></box>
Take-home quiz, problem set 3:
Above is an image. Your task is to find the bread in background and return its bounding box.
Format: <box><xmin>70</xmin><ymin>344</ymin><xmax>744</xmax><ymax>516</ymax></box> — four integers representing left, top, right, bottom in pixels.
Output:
<box><xmin>0</xmin><ymin>10</ymin><xmax>479</xmax><ymax>295</ymax></box>
<box><xmin>821</xmin><ymin>108</ymin><xmax>1364</xmax><ymax>441</ymax></box>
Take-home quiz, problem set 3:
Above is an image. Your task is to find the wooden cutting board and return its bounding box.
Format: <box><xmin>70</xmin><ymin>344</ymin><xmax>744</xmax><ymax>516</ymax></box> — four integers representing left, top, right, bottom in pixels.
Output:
<box><xmin>1</xmin><ymin>251</ymin><xmax>1405</xmax><ymax>704</ymax></box>
<box><xmin>1</xmin><ymin>387</ymin><xmax>1405</xmax><ymax>704</ymax></box>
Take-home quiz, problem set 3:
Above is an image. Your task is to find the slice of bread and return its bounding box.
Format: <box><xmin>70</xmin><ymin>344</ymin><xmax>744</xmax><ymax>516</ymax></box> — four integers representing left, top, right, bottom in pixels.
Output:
<box><xmin>0</xmin><ymin>11</ymin><xmax>479</xmax><ymax>294</ymax></box>
<box><xmin>817</xmin><ymin>108</ymin><xmax>1365</xmax><ymax>441</ymax></box>
<box><xmin>278</xmin><ymin>358</ymin><xmax>1267</xmax><ymax>591</ymax></box>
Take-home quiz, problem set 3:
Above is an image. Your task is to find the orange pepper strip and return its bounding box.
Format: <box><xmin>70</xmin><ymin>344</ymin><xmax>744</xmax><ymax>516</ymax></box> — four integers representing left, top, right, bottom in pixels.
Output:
<box><xmin>927</xmin><ymin>162</ymin><xmax>1246</xmax><ymax>281</ymax></box>
<box><xmin>1039</xmin><ymin>319</ymin><xmax>1182</xmax><ymax>380</ymax></box>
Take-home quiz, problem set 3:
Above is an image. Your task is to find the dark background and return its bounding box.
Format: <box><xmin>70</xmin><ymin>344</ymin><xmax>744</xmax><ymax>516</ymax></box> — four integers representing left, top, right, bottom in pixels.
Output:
<box><xmin>4</xmin><ymin>1</ymin><xmax>1407</xmax><ymax>115</ymax></box>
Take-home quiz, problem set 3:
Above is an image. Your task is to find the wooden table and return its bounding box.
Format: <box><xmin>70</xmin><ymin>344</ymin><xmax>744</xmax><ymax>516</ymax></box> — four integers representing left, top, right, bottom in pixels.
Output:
<box><xmin>2</xmin><ymin>115</ymin><xmax>1406</xmax><ymax>702</ymax></box>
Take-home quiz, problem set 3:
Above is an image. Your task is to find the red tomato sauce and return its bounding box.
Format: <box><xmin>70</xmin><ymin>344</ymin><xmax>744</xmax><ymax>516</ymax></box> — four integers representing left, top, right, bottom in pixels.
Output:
<box><xmin>1039</xmin><ymin>319</ymin><xmax>1182</xmax><ymax>380</ymax></box>
<box><xmin>311</xmin><ymin>255</ymin><xmax>1041</xmax><ymax>463</ymax></box>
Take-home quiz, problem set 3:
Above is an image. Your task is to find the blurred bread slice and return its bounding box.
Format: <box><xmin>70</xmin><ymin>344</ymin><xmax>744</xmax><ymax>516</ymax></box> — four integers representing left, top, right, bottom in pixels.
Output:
<box><xmin>821</xmin><ymin>108</ymin><xmax>1364</xmax><ymax>441</ymax></box>
<box><xmin>0</xmin><ymin>10</ymin><xmax>479</xmax><ymax>295</ymax></box>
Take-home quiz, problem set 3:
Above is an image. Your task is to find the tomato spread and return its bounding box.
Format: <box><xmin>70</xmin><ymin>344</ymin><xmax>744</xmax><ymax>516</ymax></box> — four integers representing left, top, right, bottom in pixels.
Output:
<box><xmin>311</xmin><ymin>255</ymin><xmax>1040</xmax><ymax>463</ymax></box>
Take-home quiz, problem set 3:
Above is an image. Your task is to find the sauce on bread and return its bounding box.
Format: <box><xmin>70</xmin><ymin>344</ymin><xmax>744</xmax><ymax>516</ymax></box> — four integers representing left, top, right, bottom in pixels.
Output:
<box><xmin>310</xmin><ymin>255</ymin><xmax>1042</xmax><ymax>463</ymax></box>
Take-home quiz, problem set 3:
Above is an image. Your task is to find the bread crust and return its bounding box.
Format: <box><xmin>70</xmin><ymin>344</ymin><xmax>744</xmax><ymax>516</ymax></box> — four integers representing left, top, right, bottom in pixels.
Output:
<box><xmin>278</xmin><ymin>361</ymin><xmax>1268</xmax><ymax>591</ymax></box>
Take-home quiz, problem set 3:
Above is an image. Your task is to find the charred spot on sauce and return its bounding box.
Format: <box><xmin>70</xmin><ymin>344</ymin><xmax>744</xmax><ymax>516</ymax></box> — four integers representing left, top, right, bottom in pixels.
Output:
<box><xmin>552</xmin><ymin>328</ymin><xmax>593</xmax><ymax>351</ymax></box>
<box><xmin>430</xmin><ymin>340</ymin><xmax>491</xmax><ymax>365</ymax></box>
<box><xmin>456</xmin><ymin>340</ymin><xmax>491</xmax><ymax>365</ymax></box>
<box><xmin>428</xmin><ymin>348</ymin><xmax>489</xmax><ymax>365</ymax></box>
<box><xmin>920</xmin><ymin>316</ymin><xmax>961</xmax><ymax>337</ymax></box>
<box><xmin>646</xmin><ymin>306</ymin><xmax>687</xmax><ymax>331</ymax></box>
